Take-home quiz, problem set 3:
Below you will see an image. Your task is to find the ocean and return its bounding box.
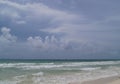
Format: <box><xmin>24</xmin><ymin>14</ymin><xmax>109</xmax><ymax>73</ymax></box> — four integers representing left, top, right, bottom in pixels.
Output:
<box><xmin>0</xmin><ymin>59</ymin><xmax>120</xmax><ymax>84</ymax></box>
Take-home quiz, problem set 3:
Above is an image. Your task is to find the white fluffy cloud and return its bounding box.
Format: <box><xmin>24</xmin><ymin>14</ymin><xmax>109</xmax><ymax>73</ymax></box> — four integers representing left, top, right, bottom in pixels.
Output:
<box><xmin>0</xmin><ymin>27</ymin><xmax>76</xmax><ymax>51</ymax></box>
<box><xmin>0</xmin><ymin>27</ymin><xmax>17</xmax><ymax>44</ymax></box>
<box><xmin>27</xmin><ymin>35</ymin><xmax>73</xmax><ymax>51</ymax></box>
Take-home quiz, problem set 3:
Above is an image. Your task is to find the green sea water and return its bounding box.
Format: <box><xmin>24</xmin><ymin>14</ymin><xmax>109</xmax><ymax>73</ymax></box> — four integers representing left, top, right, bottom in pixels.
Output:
<box><xmin>0</xmin><ymin>59</ymin><xmax>120</xmax><ymax>84</ymax></box>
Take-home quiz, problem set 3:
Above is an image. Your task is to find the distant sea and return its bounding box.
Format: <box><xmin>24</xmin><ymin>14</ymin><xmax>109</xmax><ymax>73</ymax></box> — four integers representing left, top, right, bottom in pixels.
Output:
<box><xmin>0</xmin><ymin>59</ymin><xmax>120</xmax><ymax>84</ymax></box>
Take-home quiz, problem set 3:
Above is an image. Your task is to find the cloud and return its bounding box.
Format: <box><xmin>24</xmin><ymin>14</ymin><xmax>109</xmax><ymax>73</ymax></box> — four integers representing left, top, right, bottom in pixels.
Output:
<box><xmin>0</xmin><ymin>0</ymin><xmax>86</xmax><ymax>42</ymax></box>
<box><xmin>0</xmin><ymin>0</ymin><xmax>81</xmax><ymax>40</ymax></box>
<box><xmin>0</xmin><ymin>0</ymin><xmax>120</xmax><ymax>59</ymax></box>
<box><xmin>16</xmin><ymin>20</ymin><xmax>26</xmax><ymax>24</ymax></box>
<box><xmin>0</xmin><ymin>27</ymin><xmax>17</xmax><ymax>44</ymax></box>
<box><xmin>27</xmin><ymin>35</ymin><xmax>74</xmax><ymax>51</ymax></box>
<box><xmin>0</xmin><ymin>0</ymin><xmax>78</xmax><ymax>23</ymax></box>
<box><xmin>0</xmin><ymin>27</ymin><xmax>17</xmax><ymax>56</ymax></box>
<box><xmin>0</xmin><ymin>26</ymin><xmax>119</xmax><ymax>59</ymax></box>
<box><xmin>0</xmin><ymin>27</ymin><xmax>79</xmax><ymax>55</ymax></box>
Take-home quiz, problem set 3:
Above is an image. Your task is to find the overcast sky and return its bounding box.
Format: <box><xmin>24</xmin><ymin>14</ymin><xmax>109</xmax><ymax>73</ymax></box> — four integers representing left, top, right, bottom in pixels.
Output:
<box><xmin>0</xmin><ymin>0</ymin><xmax>120</xmax><ymax>59</ymax></box>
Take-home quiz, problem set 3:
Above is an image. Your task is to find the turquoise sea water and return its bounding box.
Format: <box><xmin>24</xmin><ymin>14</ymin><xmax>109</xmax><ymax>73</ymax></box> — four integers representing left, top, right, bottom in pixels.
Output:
<box><xmin>0</xmin><ymin>59</ymin><xmax>120</xmax><ymax>84</ymax></box>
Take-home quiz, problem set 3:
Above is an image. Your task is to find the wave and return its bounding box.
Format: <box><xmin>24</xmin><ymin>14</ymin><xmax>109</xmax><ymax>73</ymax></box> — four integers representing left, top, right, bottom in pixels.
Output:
<box><xmin>80</xmin><ymin>67</ymin><xmax>101</xmax><ymax>71</ymax></box>
<box><xmin>0</xmin><ymin>66</ymin><xmax>120</xmax><ymax>84</ymax></box>
<box><xmin>61</xmin><ymin>61</ymin><xmax>120</xmax><ymax>67</ymax></box>
<box><xmin>0</xmin><ymin>61</ymin><xmax>120</xmax><ymax>70</ymax></box>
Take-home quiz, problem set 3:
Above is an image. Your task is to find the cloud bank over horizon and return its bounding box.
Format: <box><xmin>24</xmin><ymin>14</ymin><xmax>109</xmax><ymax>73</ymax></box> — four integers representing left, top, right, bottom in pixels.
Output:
<box><xmin>0</xmin><ymin>0</ymin><xmax>120</xmax><ymax>59</ymax></box>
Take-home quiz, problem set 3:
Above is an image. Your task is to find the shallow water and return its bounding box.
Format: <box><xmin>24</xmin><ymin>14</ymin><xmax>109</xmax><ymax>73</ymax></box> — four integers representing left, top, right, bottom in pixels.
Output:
<box><xmin>0</xmin><ymin>60</ymin><xmax>120</xmax><ymax>84</ymax></box>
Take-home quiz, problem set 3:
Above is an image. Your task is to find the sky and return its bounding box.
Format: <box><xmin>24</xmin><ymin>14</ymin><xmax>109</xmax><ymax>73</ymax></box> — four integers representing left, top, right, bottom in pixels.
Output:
<box><xmin>0</xmin><ymin>0</ymin><xmax>120</xmax><ymax>59</ymax></box>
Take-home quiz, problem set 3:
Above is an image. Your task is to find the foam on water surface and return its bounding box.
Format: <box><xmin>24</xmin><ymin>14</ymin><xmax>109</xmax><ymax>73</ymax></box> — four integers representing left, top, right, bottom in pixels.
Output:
<box><xmin>0</xmin><ymin>60</ymin><xmax>120</xmax><ymax>84</ymax></box>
